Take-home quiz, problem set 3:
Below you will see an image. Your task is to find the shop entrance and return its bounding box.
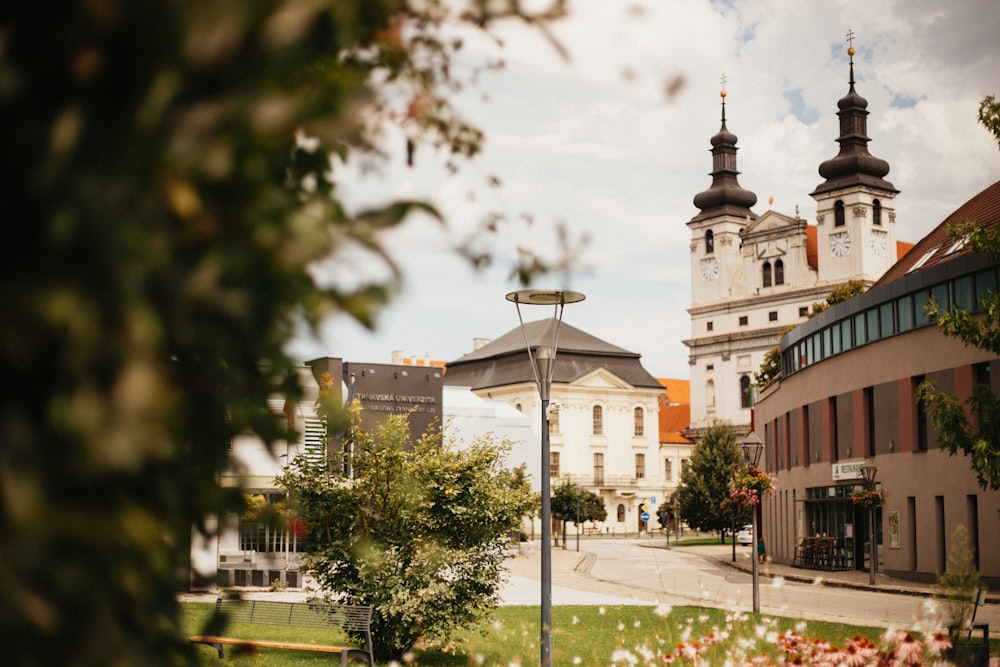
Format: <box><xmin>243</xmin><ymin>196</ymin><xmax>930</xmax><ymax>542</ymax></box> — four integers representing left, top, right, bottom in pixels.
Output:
<box><xmin>797</xmin><ymin>484</ymin><xmax>880</xmax><ymax>572</ymax></box>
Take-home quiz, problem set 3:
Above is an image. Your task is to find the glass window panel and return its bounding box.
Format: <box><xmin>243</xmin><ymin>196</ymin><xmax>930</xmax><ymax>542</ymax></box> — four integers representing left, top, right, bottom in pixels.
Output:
<box><xmin>866</xmin><ymin>309</ymin><xmax>879</xmax><ymax>341</ymax></box>
<box><xmin>854</xmin><ymin>313</ymin><xmax>866</xmax><ymax>346</ymax></box>
<box><xmin>975</xmin><ymin>269</ymin><xmax>997</xmax><ymax>310</ymax></box>
<box><xmin>879</xmin><ymin>303</ymin><xmax>894</xmax><ymax>338</ymax></box>
<box><xmin>897</xmin><ymin>295</ymin><xmax>914</xmax><ymax>332</ymax></box>
<box><xmin>841</xmin><ymin>319</ymin><xmax>853</xmax><ymax>351</ymax></box>
<box><xmin>914</xmin><ymin>290</ymin><xmax>931</xmax><ymax>326</ymax></box>
<box><xmin>953</xmin><ymin>275</ymin><xmax>974</xmax><ymax>312</ymax></box>
<box><xmin>931</xmin><ymin>283</ymin><xmax>949</xmax><ymax>312</ymax></box>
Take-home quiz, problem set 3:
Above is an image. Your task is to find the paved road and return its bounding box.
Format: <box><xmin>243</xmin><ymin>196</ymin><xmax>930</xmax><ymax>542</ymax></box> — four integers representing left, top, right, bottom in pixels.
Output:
<box><xmin>505</xmin><ymin>538</ymin><xmax>999</xmax><ymax>637</ymax></box>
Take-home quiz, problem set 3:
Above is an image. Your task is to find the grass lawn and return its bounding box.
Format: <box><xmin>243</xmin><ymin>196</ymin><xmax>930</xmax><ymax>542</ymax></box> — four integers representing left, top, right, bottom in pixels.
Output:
<box><xmin>182</xmin><ymin>602</ymin><xmax>888</xmax><ymax>666</ymax></box>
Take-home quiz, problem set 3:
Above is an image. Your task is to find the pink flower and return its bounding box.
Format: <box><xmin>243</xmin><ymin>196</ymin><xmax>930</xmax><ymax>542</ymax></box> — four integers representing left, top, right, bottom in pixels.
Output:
<box><xmin>892</xmin><ymin>632</ymin><xmax>924</xmax><ymax>665</ymax></box>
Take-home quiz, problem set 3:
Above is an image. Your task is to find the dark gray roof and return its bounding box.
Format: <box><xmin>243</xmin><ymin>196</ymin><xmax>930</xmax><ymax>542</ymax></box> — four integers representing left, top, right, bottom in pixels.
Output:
<box><xmin>444</xmin><ymin>319</ymin><xmax>663</xmax><ymax>391</ymax></box>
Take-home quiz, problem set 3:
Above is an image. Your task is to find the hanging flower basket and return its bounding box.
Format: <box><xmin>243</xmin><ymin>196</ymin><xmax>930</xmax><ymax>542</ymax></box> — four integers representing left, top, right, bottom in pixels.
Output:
<box><xmin>729</xmin><ymin>466</ymin><xmax>777</xmax><ymax>507</ymax></box>
<box><xmin>851</xmin><ymin>487</ymin><xmax>886</xmax><ymax>508</ymax></box>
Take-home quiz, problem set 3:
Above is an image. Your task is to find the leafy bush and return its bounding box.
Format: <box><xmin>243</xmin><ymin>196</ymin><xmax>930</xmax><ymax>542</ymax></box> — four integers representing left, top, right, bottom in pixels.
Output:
<box><xmin>277</xmin><ymin>412</ymin><xmax>534</xmax><ymax>661</ymax></box>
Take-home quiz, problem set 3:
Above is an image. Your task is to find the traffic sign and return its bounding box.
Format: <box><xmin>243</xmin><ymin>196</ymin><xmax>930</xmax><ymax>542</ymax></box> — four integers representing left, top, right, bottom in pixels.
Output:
<box><xmin>640</xmin><ymin>511</ymin><xmax>650</xmax><ymax>522</ymax></box>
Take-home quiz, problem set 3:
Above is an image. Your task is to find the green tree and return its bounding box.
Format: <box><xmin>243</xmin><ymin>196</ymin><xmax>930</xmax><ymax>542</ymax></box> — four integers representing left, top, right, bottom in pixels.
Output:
<box><xmin>0</xmin><ymin>2</ymin><xmax>567</xmax><ymax>664</ymax></box>
<box><xmin>656</xmin><ymin>496</ymin><xmax>677</xmax><ymax>531</ymax></box>
<box><xmin>917</xmin><ymin>219</ymin><xmax>1000</xmax><ymax>492</ymax></box>
<box><xmin>276</xmin><ymin>413</ymin><xmax>534</xmax><ymax>661</ymax></box>
<box><xmin>551</xmin><ymin>478</ymin><xmax>606</xmax><ymax>546</ymax></box>
<box><xmin>980</xmin><ymin>95</ymin><xmax>1000</xmax><ymax>150</ymax></box>
<box><xmin>673</xmin><ymin>422</ymin><xmax>746</xmax><ymax>536</ymax></box>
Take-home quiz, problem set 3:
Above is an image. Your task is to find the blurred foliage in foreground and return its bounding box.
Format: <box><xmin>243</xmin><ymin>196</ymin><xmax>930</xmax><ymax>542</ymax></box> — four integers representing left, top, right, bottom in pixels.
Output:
<box><xmin>0</xmin><ymin>1</ymin><xmax>567</xmax><ymax>664</ymax></box>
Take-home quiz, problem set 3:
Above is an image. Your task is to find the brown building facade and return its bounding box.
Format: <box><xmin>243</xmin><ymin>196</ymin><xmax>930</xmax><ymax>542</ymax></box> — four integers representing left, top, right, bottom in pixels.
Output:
<box><xmin>753</xmin><ymin>180</ymin><xmax>1000</xmax><ymax>586</ymax></box>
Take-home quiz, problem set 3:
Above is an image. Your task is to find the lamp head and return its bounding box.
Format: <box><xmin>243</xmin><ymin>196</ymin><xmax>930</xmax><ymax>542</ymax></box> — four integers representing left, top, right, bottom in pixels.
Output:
<box><xmin>506</xmin><ymin>289</ymin><xmax>586</xmax><ymax>306</ymax></box>
<box><xmin>740</xmin><ymin>431</ymin><xmax>764</xmax><ymax>467</ymax></box>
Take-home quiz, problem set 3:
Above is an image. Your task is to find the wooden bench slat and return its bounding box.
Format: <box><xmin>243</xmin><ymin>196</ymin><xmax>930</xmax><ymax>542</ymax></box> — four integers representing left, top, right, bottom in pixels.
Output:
<box><xmin>189</xmin><ymin>636</ymin><xmax>355</xmax><ymax>653</ymax></box>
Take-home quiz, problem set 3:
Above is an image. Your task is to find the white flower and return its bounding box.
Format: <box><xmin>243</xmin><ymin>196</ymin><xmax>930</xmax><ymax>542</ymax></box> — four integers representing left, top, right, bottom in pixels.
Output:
<box><xmin>654</xmin><ymin>604</ymin><xmax>673</xmax><ymax>617</ymax></box>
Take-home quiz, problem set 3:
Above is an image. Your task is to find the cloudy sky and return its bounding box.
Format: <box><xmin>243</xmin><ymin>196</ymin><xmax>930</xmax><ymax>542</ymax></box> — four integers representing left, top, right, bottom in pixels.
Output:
<box><xmin>287</xmin><ymin>0</ymin><xmax>1000</xmax><ymax>380</ymax></box>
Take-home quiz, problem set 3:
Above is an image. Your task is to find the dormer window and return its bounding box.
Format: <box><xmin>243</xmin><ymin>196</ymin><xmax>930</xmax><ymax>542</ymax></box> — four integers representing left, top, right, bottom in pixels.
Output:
<box><xmin>705</xmin><ymin>229</ymin><xmax>715</xmax><ymax>253</ymax></box>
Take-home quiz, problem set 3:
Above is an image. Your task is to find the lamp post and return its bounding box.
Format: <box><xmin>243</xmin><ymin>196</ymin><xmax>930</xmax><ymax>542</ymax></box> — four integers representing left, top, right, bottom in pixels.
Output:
<box><xmin>506</xmin><ymin>288</ymin><xmax>585</xmax><ymax>667</ymax></box>
<box><xmin>740</xmin><ymin>431</ymin><xmax>764</xmax><ymax>614</ymax></box>
<box><xmin>861</xmin><ymin>462</ymin><xmax>878</xmax><ymax>586</ymax></box>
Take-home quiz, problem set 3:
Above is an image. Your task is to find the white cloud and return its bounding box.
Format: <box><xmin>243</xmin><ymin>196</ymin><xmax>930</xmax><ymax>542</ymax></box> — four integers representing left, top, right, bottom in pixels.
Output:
<box><xmin>289</xmin><ymin>0</ymin><xmax>1000</xmax><ymax>379</ymax></box>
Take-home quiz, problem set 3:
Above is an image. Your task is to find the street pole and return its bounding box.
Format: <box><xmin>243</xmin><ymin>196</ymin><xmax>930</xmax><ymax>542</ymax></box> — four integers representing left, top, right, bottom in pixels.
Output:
<box><xmin>862</xmin><ymin>463</ymin><xmax>878</xmax><ymax>586</ymax></box>
<box><xmin>751</xmin><ymin>503</ymin><xmax>759</xmax><ymax>613</ymax></box>
<box><xmin>506</xmin><ymin>289</ymin><xmax>584</xmax><ymax>667</ymax></box>
<box><xmin>740</xmin><ymin>431</ymin><xmax>764</xmax><ymax>614</ymax></box>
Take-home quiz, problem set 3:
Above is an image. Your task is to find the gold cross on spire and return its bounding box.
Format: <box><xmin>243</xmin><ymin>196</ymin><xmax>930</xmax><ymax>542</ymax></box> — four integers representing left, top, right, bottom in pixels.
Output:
<box><xmin>720</xmin><ymin>73</ymin><xmax>727</xmax><ymax>97</ymax></box>
<box><xmin>846</xmin><ymin>28</ymin><xmax>855</xmax><ymax>55</ymax></box>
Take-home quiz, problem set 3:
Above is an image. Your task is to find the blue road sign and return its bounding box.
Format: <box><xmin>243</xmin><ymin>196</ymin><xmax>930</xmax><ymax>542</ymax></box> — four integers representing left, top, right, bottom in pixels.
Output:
<box><xmin>640</xmin><ymin>511</ymin><xmax>651</xmax><ymax>522</ymax></box>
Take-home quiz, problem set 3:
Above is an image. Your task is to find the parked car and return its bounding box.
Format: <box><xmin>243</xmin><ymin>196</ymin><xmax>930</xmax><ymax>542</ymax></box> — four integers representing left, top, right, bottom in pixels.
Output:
<box><xmin>736</xmin><ymin>524</ymin><xmax>753</xmax><ymax>546</ymax></box>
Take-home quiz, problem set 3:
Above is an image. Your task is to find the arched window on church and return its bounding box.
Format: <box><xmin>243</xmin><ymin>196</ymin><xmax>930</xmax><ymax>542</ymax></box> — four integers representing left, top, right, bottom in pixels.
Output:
<box><xmin>617</xmin><ymin>504</ymin><xmax>626</xmax><ymax>522</ymax></box>
<box><xmin>705</xmin><ymin>229</ymin><xmax>714</xmax><ymax>253</ymax></box>
<box><xmin>873</xmin><ymin>199</ymin><xmax>882</xmax><ymax>226</ymax></box>
<box><xmin>740</xmin><ymin>375</ymin><xmax>752</xmax><ymax>409</ymax></box>
<box><xmin>775</xmin><ymin>259</ymin><xmax>785</xmax><ymax>285</ymax></box>
<box><xmin>592</xmin><ymin>405</ymin><xmax>603</xmax><ymax>435</ymax></box>
<box><xmin>762</xmin><ymin>261</ymin><xmax>772</xmax><ymax>287</ymax></box>
<box><xmin>834</xmin><ymin>200</ymin><xmax>845</xmax><ymax>227</ymax></box>
<box><xmin>706</xmin><ymin>380</ymin><xmax>716</xmax><ymax>407</ymax></box>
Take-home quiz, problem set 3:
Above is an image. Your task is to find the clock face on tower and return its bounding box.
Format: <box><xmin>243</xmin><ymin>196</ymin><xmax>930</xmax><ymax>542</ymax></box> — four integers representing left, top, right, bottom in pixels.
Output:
<box><xmin>700</xmin><ymin>257</ymin><xmax>719</xmax><ymax>281</ymax></box>
<box><xmin>869</xmin><ymin>230</ymin><xmax>888</xmax><ymax>256</ymax></box>
<box><xmin>830</xmin><ymin>231</ymin><xmax>852</xmax><ymax>257</ymax></box>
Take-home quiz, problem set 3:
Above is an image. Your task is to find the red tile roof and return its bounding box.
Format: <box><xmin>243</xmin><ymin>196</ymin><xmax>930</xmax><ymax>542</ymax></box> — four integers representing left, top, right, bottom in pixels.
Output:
<box><xmin>657</xmin><ymin>378</ymin><xmax>691</xmax><ymax>444</ymax></box>
<box><xmin>875</xmin><ymin>179</ymin><xmax>1000</xmax><ymax>286</ymax></box>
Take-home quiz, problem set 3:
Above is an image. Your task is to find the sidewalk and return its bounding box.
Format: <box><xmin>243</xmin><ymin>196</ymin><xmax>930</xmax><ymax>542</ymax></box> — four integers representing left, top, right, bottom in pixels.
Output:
<box><xmin>684</xmin><ymin>542</ymin><xmax>999</xmax><ymax>604</ymax></box>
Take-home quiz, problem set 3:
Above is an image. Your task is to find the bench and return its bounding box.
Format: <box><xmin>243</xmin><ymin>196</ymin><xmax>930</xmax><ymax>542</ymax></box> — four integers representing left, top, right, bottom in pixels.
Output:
<box><xmin>189</xmin><ymin>598</ymin><xmax>374</xmax><ymax>666</ymax></box>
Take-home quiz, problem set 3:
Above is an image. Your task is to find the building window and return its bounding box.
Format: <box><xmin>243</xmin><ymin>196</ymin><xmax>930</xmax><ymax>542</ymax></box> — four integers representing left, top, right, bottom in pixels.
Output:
<box><xmin>799</xmin><ymin>306</ymin><xmax>809</xmax><ymax>317</ymax></box>
<box><xmin>515</xmin><ymin>403</ymin><xmax>522</xmax><ymax>412</ymax></box>
<box><xmin>873</xmin><ymin>199</ymin><xmax>882</xmax><ymax>226</ymax></box>
<box><xmin>634</xmin><ymin>407</ymin><xmax>644</xmax><ymax>436</ymax></box>
<box><xmin>635</xmin><ymin>453</ymin><xmax>645</xmax><ymax>479</ymax></box>
<box><xmin>740</xmin><ymin>375</ymin><xmax>752</xmax><ymax>409</ymax></box>
<box><xmin>616</xmin><ymin>504</ymin><xmax>626</xmax><ymax>522</ymax></box>
<box><xmin>707</xmin><ymin>321</ymin><xmax>713</xmax><ymax>331</ymax></box>
<box><xmin>763</xmin><ymin>261</ymin><xmax>772</xmax><ymax>287</ymax></box>
<box><xmin>739</xmin><ymin>315</ymin><xmax>748</xmax><ymax>326</ymax></box>
<box><xmin>664</xmin><ymin>459</ymin><xmax>673</xmax><ymax>481</ymax></box>
<box><xmin>594</xmin><ymin>453</ymin><xmax>605</xmax><ymax>486</ymax></box>
<box><xmin>550</xmin><ymin>451</ymin><xmax>560</xmax><ymax>478</ymax></box>
<box><xmin>705</xmin><ymin>229</ymin><xmax>714</xmax><ymax>253</ymax></box>
<box><xmin>548</xmin><ymin>408</ymin><xmax>560</xmax><ymax>434</ymax></box>
<box><xmin>592</xmin><ymin>405</ymin><xmax>603</xmax><ymax>435</ymax></box>
<box><xmin>834</xmin><ymin>200</ymin><xmax>845</xmax><ymax>226</ymax></box>
<box><xmin>706</xmin><ymin>379</ymin><xmax>716</xmax><ymax>407</ymax></box>
<box><xmin>775</xmin><ymin>259</ymin><xmax>785</xmax><ymax>285</ymax></box>
<box><xmin>769</xmin><ymin>311</ymin><xmax>778</xmax><ymax>322</ymax></box>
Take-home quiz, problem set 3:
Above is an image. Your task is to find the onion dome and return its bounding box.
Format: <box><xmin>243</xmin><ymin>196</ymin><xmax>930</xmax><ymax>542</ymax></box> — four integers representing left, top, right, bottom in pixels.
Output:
<box><xmin>812</xmin><ymin>43</ymin><xmax>898</xmax><ymax>196</ymax></box>
<box><xmin>691</xmin><ymin>89</ymin><xmax>758</xmax><ymax>222</ymax></box>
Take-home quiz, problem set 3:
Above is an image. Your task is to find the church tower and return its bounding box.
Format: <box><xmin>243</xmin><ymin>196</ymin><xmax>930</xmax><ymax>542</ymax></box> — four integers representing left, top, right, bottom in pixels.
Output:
<box><xmin>688</xmin><ymin>86</ymin><xmax>758</xmax><ymax>307</ymax></box>
<box><xmin>811</xmin><ymin>34</ymin><xmax>899</xmax><ymax>285</ymax></box>
<box><xmin>685</xmin><ymin>85</ymin><xmax>759</xmax><ymax>432</ymax></box>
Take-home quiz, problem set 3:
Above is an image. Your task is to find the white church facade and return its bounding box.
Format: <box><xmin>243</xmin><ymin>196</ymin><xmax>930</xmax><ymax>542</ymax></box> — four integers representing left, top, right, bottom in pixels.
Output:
<box><xmin>685</xmin><ymin>47</ymin><xmax>910</xmax><ymax>437</ymax></box>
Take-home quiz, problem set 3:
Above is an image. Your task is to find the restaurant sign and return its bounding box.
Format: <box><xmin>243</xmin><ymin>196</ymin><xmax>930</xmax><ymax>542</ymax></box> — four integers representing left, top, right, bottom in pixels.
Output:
<box><xmin>832</xmin><ymin>459</ymin><xmax>864</xmax><ymax>481</ymax></box>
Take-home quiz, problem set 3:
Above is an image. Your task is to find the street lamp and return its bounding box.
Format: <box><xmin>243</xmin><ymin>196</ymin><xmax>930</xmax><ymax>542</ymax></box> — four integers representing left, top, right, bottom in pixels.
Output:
<box><xmin>506</xmin><ymin>288</ymin><xmax>585</xmax><ymax>667</ymax></box>
<box><xmin>740</xmin><ymin>431</ymin><xmax>764</xmax><ymax>614</ymax></box>
<box><xmin>861</xmin><ymin>462</ymin><xmax>878</xmax><ymax>586</ymax></box>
